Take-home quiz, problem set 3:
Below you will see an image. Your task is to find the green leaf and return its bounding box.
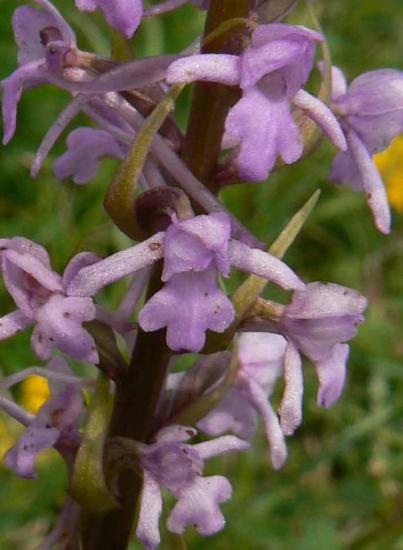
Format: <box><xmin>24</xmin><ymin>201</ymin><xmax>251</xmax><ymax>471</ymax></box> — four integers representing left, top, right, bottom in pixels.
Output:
<box><xmin>71</xmin><ymin>374</ymin><xmax>117</xmax><ymax>514</ymax></box>
<box><xmin>104</xmin><ymin>84</ymin><xmax>185</xmax><ymax>239</ymax></box>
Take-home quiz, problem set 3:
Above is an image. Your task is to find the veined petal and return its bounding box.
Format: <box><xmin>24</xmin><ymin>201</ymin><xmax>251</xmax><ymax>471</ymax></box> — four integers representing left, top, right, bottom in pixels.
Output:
<box><xmin>244</xmin><ymin>376</ymin><xmax>287</xmax><ymax>469</ymax></box>
<box><xmin>66</xmin><ymin>232</ymin><xmax>164</xmax><ymax>297</ymax></box>
<box><xmin>194</xmin><ymin>435</ymin><xmax>250</xmax><ymax>460</ymax></box>
<box><xmin>293</xmin><ymin>89</ymin><xmax>347</xmax><ymax>151</ymax></box>
<box><xmin>167</xmin><ymin>475</ymin><xmax>231</xmax><ymax>535</ymax></box>
<box><xmin>279</xmin><ymin>342</ymin><xmax>303</xmax><ymax>436</ymax></box>
<box><xmin>139</xmin><ymin>269</ymin><xmax>234</xmax><ymax>353</ymax></box>
<box><xmin>33</xmin><ymin>0</ymin><xmax>76</xmax><ymax>45</ymax></box>
<box><xmin>12</xmin><ymin>6</ymin><xmax>56</xmax><ymax>65</ymax></box>
<box><xmin>346</xmin><ymin>129</ymin><xmax>391</xmax><ymax>234</ymax></box>
<box><xmin>46</xmin><ymin>55</ymin><xmax>179</xmax><ymax>95</ymax></box>
<box><xmin>54</xmin><ymin>127</ymin><xmax>126</xmax><ymax>184</ymax></box>
<box><xmin>197</xmin><ymin>387</ymin><xmax>258</xmax><ymax>440</ymax></box>
<box><xmin>229</xmin><ymin>240</ymin><xmax>304</xmax><ymax>291</ymax></box>
<box><xmin>225</xmin><ymin>83</ymin><xmax>302</xmax><ymax>181</ymax></box>
<box><xmin>285</xmin><ymin>282</ymin><xmax>367</xmax><ymax>319</ymax></box>
<box><xmin>76</xmin><ymin>0</ymin><xmax>143</xmax><ymax>38</ymax></box>
<box><xmin>136</xmin><ymin>471</ymin><xmax>163</xmax><ymax>550</ymax></box>
<box><xmin>0</xmin><ymin>310</ymin><xmax>32</xmax><ymax>340</ymax></box>
<box><xmin>316</xmin><ymin>343</ymin><xmax>349</xmax><ymax>408</ymax></box>
<box><xmin>1</xmin><ymin>60</ymin><xmax>46</xmax><ymax>144</ymax></box>
<box><xmin>166</xmin><ymin>54</ymin><xmax>241</xmax><ymax>86</ymax></box>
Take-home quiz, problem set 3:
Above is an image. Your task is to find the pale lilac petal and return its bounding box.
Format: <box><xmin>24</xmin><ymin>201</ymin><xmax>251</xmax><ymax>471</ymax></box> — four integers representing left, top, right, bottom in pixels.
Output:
<box><xmin>0</xmin><ymin>237</ymin><xmax>51</xmax><ymax>267</ymax></box>
<box><xmin>0</xmin><ymin>310</ymin><xmax>32</xmax><ymax>340</ymax></box>
<box><xmin>1</xmin><ymin>61</ymin><xmax>46</xmax><ymax>144</ymax></box>
<box><xmin>329</xmin><ymin>150</ymin><xmax>362</xmax><ymax>191</ymax></box>
<box><xmin>229</xmin><ymin>239</ymin><xmax>304</xmax><ymax>291</ymax></box>
<box><xmin>143</xmin><ymin>0</ymin><xmax>192</xmax><ymax>17</ymax></box>
<box><xmin>2</xmin><ymin>249</ymin><xmax>62</xmax><ymax>316</ymax></box>
<box><xmin>136</xmin><ymin>471</ymin><xmax>162</xmax><ymax>550</ymax></box>
<box><xmin>241</xmin><ymin>39</ymin><xmax>305</xmax><ymax>90</ymax></box>
<box><xmin>33</xmin><ymin>0</ymin><xmax>76</xmax><ymax>45</ymax></box>
<box><xmin>76</xmin><ymin>0</ymin><xmax>143</xmax><ymax>38</ymax></box>
<box><xmin>46</xmin><ymin>55</ymin><xmax>178</xmax><ymax>94</ymax></box>
<box><xmin>166</xmin><ymin>54</ymin><xmax>240</xmax><ymax>86</ymax></box>
<box><xmin>33</xmin><ymin>294</ymin><xmax>98</xmax><ymax>363</ymax></box>
<box><xmin>3</xmin><ymin>426</ymin><xmax>59</xmax><ymax>479</ymax></box>
<box><xmin>245</xmin><ymin>376</ymin><xmax>287</xmax><ymax>469</ymax></box>
<box><xmin>279</xmin><ymin>342</ymin><xmax>303</xmax><ymax>436</ymax></box>
<box><xmin>285</xmin><ymin>282</ymin><xmax>368</xmax><ymax>319</ymax></box>
<box><xmin>225</xmin><ymin>83</ymin><xmax>302</xmax><ymax>181</ymax></box>
<box><xmin>247</xmin><ymin>24</ymin><xmax>322</xmax><ymax>94</ymax></box>
<box><xmin>197</xmin><ymin>389</ymin><xmax>258</xmax><ymax>439</ymax></box>
<box><xmin>31</xmin><ymin>95</ymin><xmax>90</xmax><ymax>178</ymax></box>
<box><xmin>280</xmin><ymin>282</ymin><xmax>367</xmax><ymax>363</ymax></box>
<box><xmin>252</xmin><ymin>23</ymin><xmax>323</xmax><ymax>49</ymax></box>
<box><xmin>293</xmin><ymin>89</ymin><xmax>347</xmax><ymax>151</ymax></box>
<box><xmin>345</xmin><ymin>130</ymin><xmax>391</xmax><ymax>234</ymax></box>
<box><xmin>167</xmin><ymin>476</ymin><xmax>231</xmax><ymax>535</ymax></box>
<box><xmin>155</xmin><ymin>425</ymin><xmax>197</xmax><ymax>444</ymax></box>
<box><xmin>316</xmin><ymin>343</ymin><xmax>349</xmax><ymax>408</ymax></box>
<box><xmin>162</xmin><ymin>213</ymin><xmax>232</xmax><ymax>281</ymax></box>
<box><xmin>54</xmin><ymin>127</ymin><xmax>126</xmax><ymax>184</ymax></box>
<box><xmin>238</xmin><ymin>332</ymin><xmax>286</xmax><ymax>389</ymax></box>
<box><xmin>66</xmin><ymin>232</ymin><xmax>164</xmax><ymax>297</ymax></box>
<box><xmin>62</xmin><ymin>252</ymin><xmax>100</xmax><ymax>289</ymax></box>
<box><xmin>318</xmin><ymin>64</ymin><xmax>347</xmax><ymax>101</ymax></box>
<box><xmin>139</xmin><ymin>269</ymin><xmax>234</xmax><ymax>352</ymax></box>
<box><xmin>12</xmin><ymin>6</ymin><xmax>56</xmax><ymax>65</ymax></box>
<box><xmin>194</xmin><ymin>435</ymin><xmax>250</xmax><ymax>460</ymax></box>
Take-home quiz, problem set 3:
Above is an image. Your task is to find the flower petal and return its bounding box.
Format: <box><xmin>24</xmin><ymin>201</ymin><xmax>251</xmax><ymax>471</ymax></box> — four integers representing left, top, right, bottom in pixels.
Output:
<box><xmin>66</xmin><ymin>232</ymin><xmax>164</xmax><ymax>297</ymax></box>
<box><xmin>293</xmin><ymin>89</ymin><xmax>347</xmax><ymax>151</ymax></box>
<box><xmin>167</xmin><ymin>476</ymin><xmax>232</xmax><ymax>535</ymax></box>
<box><xmin>2</xmin><ymin>60</ymin><xmax>46</xmax><ymax>144</ymax></box>
<box><xmin>139</xmin><ymin>269</ymin><xmax>235</xmax><ymax>352</ymax></box>
<box><xmin>76</xmin><ymin>0</ymin><xmax>143</xmax><ymax>38</ymax></box>
<box><xmin>0</xmin><ymin>310</ymin><xmax>32</xmax><ymax>340</ymax></box>
<box><xmin>229</xmin><ymin>239</ymin><xmax>304</xmax><ymax>291</ymax></box>
<box><xmin>136</xmin><ymin>471</ymin><xmax>163</xmax><ymax>550</ymax></box>
<box><xmin>316</xmin><ymin>343</ymin><xmax>349</xmax><ymax>408</ymax></box>
<box><xmin>54</xmin><ymin>127</ymin><xmax>126</xmax><ymax>184</ymax></box>
<box><xmin>345</xmin><ymin>129</ymin><xmax>391</xmax><ymax>234</ymax></box>
<box><xmin>279</xmin><ymin>341</ymin><xmax>303</xmax><ymax>436</ymax></box>
<box><xmin>166</xmin><ymin>54</ymin><xmax>241</xmax><ymax>86</ymax></box>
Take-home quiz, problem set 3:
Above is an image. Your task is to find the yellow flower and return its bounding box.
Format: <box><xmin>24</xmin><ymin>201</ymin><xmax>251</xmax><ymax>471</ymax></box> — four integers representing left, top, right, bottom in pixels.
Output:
<box><xmin>21</xmin><ymin>375</ymin><xmax>51</xmax><ymax>414</ymax></box>
<box><xmin>374</xmin><ymin>136</ymin><xmax>403</xmax><ymax>212</ymax></box>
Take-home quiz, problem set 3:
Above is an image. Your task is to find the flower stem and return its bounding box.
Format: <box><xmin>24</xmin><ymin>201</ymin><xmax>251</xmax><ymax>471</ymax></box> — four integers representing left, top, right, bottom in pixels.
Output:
<box><xmin>82</xmin><ymin>264</ymin><xmax>172</xmax><ymax>549</ymax></box>
<box><xmin>181</xmin><ymin>0</ymin><xmax>250</xmax><ymax>189</ymax></box>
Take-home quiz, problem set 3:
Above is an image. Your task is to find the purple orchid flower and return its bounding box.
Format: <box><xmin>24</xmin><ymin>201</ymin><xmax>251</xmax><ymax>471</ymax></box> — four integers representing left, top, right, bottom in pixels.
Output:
<box><xmin>3</xmin><ymin>357</ymin><xmax>84</xmax><ymax>479</ymax></box>
<box><xmin>66</xmin><ymin>212</ymin><xmax>305</xmax><ymax>353</ymax></box>
<box><xmin>75</xmin><ymin>0</ymin><xmax>143</xmax><ymax>39</ymax></box>
<box><xmin>273</xmin><ymin>282</ymin><xmax>367</xmax><ymax>434</ymax></box>
<box><xmin>135</xmin><ymin>425</ymin><xmax>250</xmax><ymax>549</ymax></box>
<box><xmin>198</xmin><ymin>332</ymin><xmax>288</xmax><ymax>469</ymax></box>
<box><xmin>0</xmin><ymin>237</ymin><xmax>98</xmax><ymax>363</ymax></box>
<box><xmin>1</xmin><ymin>0</ymin><xmax>76</xmax><ymax>145</ymax></box>
<box><xmin>54</xmin><ymin>127</ymin><xmax>127</xmax><ymax>184</ymax></box>
<box><xmin>167</xmin><ymin>23</ymin><xmax>347</xmax><ymax>181</ymax></box>
<box><xmin>326</xmin><ymin>66</ymin><xmax>403</xmax><ymax>234</ymax></box>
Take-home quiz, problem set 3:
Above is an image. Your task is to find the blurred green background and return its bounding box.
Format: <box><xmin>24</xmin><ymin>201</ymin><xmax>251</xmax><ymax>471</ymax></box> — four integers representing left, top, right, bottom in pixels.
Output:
<box><xmin>0</xmin><ymin>1</ymin><xmax>403</xmax><ymax>548</ymax></box>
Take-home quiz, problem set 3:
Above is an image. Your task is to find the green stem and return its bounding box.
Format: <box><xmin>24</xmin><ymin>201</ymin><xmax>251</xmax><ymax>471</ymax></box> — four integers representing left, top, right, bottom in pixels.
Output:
<box><xmin>82</xmin><ymin>264</ymin><xmax>172</xmax><ymax>549</ymax></box>
<box><xmin>181</xmin><ymin>0</ymin><xmax>251</xmax><ymax>189</ymax></box>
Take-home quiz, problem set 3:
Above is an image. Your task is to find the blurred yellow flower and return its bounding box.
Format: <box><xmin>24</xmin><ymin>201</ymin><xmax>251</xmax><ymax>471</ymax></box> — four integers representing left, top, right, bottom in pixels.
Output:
<box><xmin>374</xmin><ymin>136</ymin><xmax>403</xmax><ymax>212</ymax></box>
<box><xmin>21</xmin><ymin>375</ymin><xmax>51</xmax><ymax>414</ymax></box>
